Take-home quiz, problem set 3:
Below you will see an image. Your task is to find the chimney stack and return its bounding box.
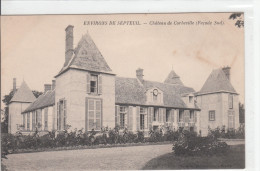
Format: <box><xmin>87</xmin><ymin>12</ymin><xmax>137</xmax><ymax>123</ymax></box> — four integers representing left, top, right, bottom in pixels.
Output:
<box><xmin>136</xmin><ymin>68</ymin><xmax>144</xmax><ymax>82</ymax></box>
<box><xmin>222</xmin><ymin>66</ymin><xmax>231</xmax><ymax>81</ymax></box>
<box><xmin>44</xmin><ymin>84</ymin><xmax>52</xmax><ymax>93</ymax></box>
<box><xmin>52</xmin><ymin>80</ymin><xmax>56</xmax><ymax>90</ymax></box>
<box><xmin>65</xmin><ymin>25</ymin><xmax>74</xmax><ymax>66</ymax></box>
<box><xmin>13</xmin><ymin>78</ymin><xmax>16</xmax><ymax>93</ymax></box>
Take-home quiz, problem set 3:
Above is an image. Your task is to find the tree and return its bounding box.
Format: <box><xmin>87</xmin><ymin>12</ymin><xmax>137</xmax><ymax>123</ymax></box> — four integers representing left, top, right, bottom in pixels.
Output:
<box><xmin>229</xmin><ymin>13</ymin><xmax>244</xmax><ymax>28</ymax></box>
<box><xmin>239</xmin><ymin>102</ymin><xmax>245</xmax><ymax>124</ymax></box>
<box><xmin>1</xmin><ymin>89</ymin><xmax>43</xmax><ymax>133</ymax></box>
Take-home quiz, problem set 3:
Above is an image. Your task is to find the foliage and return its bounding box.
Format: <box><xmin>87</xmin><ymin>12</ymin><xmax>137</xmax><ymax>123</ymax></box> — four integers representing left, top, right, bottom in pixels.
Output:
<box><xmin>172</xmin><ymin>130</ymin><xmax>229</xmax><ymax>156</ymax></box>
<box><xmin>239</xmin><ymin>102</ymin><xmax>245</xmax><ymax>123</ymax></box>
<box><xmin>208</xmin><ymin>125</ymin><xmax>245</xmax><ymax>139</ymax></box>
<box><xmin>229</xmin><ymin>13</ymin><xmax>244</xmax><ymax>28</ymax></box>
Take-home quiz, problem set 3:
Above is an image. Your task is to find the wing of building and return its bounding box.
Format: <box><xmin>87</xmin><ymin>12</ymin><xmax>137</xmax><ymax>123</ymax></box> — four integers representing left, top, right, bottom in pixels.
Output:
<box><xmin>8</xmin><ymin>25</ymin><xmax>240</xmax><ymax>136</ymax></box>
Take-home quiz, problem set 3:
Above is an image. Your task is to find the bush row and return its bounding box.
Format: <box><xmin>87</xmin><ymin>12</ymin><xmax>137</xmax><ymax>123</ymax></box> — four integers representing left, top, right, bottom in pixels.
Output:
<box><xmin>208</xmin><ymin>124</ymin><xmax>245</xmax><ymax>139</ymax></box>
<box><xmin>1</xmin><ymin>126</ymin><xmax>179</xmax><ymax>158</ymax></box>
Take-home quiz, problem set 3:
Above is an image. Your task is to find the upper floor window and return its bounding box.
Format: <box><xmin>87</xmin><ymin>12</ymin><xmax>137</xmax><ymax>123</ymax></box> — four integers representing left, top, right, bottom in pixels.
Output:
<box><xmin>209</xmin><ymin>110</ymin><xmax>215</xmax><ymax>121</ymax></box>
<box><xmin>189</xmin><ymin>96</ymin><xmax>193</xmax><ymax>103</ymax></box>
<box><xmin>90</xmin><ymin>75</ymin><xmax>98</xmax><ymax>93</ymax></box>
<box><xmin>228</xmin><ymin>94</ymin><xmax>233</xmax><ymax>109</ymax></box>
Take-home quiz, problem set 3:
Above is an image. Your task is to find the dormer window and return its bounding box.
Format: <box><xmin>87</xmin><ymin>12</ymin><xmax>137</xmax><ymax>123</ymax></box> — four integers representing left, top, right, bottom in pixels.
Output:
<box><xmin>189</xmin><ymin>96</ymin><xmax>193</xmax><ymax>103</ymax></box>
<box><xmin>153</xmin><ymin>89</ymin><xmax>158</xmax><ymax>102</ymax></box>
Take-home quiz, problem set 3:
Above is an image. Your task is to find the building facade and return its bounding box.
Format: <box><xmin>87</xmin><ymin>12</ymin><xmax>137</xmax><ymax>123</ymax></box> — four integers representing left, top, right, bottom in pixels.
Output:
<box><xmin>8</xmin><ymin>25</ymin><xmax>240</xmax><ymax>136</ymax></box>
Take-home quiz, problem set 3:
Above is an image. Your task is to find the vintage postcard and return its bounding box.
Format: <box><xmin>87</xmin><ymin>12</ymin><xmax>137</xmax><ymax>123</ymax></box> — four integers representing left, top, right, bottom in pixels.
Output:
<box><xmin>1</xmin><ymin>13</ymin><xmax>245</xmax><ymax>170</ymax></box>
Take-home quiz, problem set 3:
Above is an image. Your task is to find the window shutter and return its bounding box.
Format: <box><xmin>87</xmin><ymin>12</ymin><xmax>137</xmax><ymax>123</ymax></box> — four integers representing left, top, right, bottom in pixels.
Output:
<box><xmin>88</xmin><ymin>99</ymin><xmax>95</xmax><ymax>131</ymax></box>
<box><xmin>86</xmin><ymin>73</ymin><xmax>91</xmax><ymax>94</ymax></box>
<box><xmin>95</xmin><ymin>100</ymin><xmax>102</xmax><ymax>130</ymax></box>
<box><xmin>57</xmin><ymin>102</ymin><xmax>59</xmax><ymax>130</ymax></box>
<box><xmin>136</xmin><ymin>106</ymin><xmax>140</xmax><ymax>131</ymax></box>
<box><xmin>177</xmin><ymin>110</ymin><xmax>179</xmax><ymax>122</ymax></box>
<box><xmin>98</xmin><ymin>75</ymin><xmax>102</xmax><ymax>95</ymax></box>
<box><xmin>115</xmin><ymin>105</ymin><xmax>120</xmax><ymax>127</ymax></box>
<box><xmin>128</xmin><ymin>106</ymin><xmax>133</xmax><ymax>131</ymax></box>
<box><xmin>64</xmin><ymin>100</ymin><xmax>67</xmax><ymax>129</ymax></box>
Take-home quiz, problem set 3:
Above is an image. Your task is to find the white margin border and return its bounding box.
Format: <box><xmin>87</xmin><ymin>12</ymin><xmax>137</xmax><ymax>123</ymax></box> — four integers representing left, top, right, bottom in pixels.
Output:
<box><xmin>1</xmin><ymin>0</ymin><xmax>260</xmax><ymax>171</ymax></box>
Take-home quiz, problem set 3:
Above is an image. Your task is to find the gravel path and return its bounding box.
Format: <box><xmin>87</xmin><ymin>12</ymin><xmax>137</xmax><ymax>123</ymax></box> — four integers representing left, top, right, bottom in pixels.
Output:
<box><xmin>2</xmin><ymin>144</ymin><xmax>172</xmax><ymax>171</ymax></box>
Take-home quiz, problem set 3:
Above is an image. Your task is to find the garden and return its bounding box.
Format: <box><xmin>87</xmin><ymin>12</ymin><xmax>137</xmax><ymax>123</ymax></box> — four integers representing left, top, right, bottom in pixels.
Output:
<box><xmin>1</xmin><ymin>125</ymin><xmax>245</xmax><ymax>159</ymax></box>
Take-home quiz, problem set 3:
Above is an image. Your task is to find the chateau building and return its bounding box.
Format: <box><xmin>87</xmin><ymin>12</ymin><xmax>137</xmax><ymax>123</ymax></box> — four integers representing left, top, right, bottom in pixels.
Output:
<box><xmin>8</xmin><ymin>25</ymin><xmax>240</xmax><ymax>136</ymax></box>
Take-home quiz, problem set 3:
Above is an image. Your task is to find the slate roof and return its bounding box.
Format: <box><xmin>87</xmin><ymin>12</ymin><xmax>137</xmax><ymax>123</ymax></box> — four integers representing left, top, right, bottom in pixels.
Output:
<box><xmin>56</xmin><ymin>33</ymin><xmax>113</xmax><ymax>77</ymax></box>
<box><xmin>164</xmin><ymin>70</ymin><xmax>184</xmax><ymax>85</ymax></box>
<box><xmin>115</xmin><ymin>77</ymin><xmax>197</xmax><ymax>109</ymax></box>
<box><xmin>22</xmin><ymin>90</ymin><xmax>55</xmax><ymax>113</ymax></box>
<box><xmin>10</xmin><ymin>81</ymin><xmax>36</xmax><ymax>103</ymax></box>
<box><xmin>197</xmin><ymin>68</ymin><xmax>237</xmax><ymax>95</ymax></box>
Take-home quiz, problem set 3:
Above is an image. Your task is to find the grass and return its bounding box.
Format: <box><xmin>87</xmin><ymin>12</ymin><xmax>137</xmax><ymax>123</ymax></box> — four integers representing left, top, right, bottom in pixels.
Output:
<box><xmin>142</xmin><ymin>144</ymin><xmax>245</xmax><ymax>169</ymax></box>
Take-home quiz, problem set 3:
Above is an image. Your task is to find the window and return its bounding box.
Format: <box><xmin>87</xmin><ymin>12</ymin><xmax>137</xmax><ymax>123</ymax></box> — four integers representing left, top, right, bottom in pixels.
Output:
<box><xmin>154</xmin><ymin>108</ymin><xmax>159</xmax><ymax>121</ymax></box>
<box><xmin>32</xmin><ymin>111</ymin><xmax>36</xmax><ymax>131</ymax></box>
<box><xmin>189</xmin><ymin>96</ymin><xmax>193</xmax><ymax>103</ymax></box>
<box><xmin>119</xmin><ymin>106</ymin><xmax>127</xmax><ymax>128</ymax></box>
<box><xmin>57</xmin><ymin>99</ymin><xmax>67</xmax><ymax>131</ymax></box>
<box><xmin>90</xmin><ymin>75</ymin><xmax>98</xmax><ymax>93</ymax></box>
<box><xmin>229</xmin><ymin>94</ymin><xmax>233</xmax><ymax>109</ymax></box>
<box><xmin>44</xmin><ymin>108</ymin><xmax>48</xmax><ymax>130</ymax></box>
<box><xmin>23</xmin><ymin>114</ymin><xmax>26</xmax><ymax>130</ymax></box>
<box><xmin>179</xmin><ymin>110</ymin><xmax>184</xmax><ymax>122</ymax></box>
<box><xmin>190</xmin><ymin>110</ymin><xmax>194</xmax><ymax>121</ymax></box>
<box><xmin>209</xmin><ymin>110</ymin><xmax>215</xmax><ymax>121</ymax></box>
<box><xmin>27</xmin><ymin>113</ymin><xmax>30</xmax><ymax>130</ymax></box>
<box><xmin>140</xmin><ymin>107</ymin><xmax>147</xmax><ymax>130</ymax></box>
<box><xmin>166</xmin><ymin>110</ymin><xmax>171</xmax><ymax>122</ymax></box>
<box><xmin>36</xmin><ymin>110</ymin><xmax>42</xmax><ymax>130</ymax></box>
<box><xmin>228</xmin><ymin>110</ymin><xmax>235</xmax><ymax>129</ymax></box>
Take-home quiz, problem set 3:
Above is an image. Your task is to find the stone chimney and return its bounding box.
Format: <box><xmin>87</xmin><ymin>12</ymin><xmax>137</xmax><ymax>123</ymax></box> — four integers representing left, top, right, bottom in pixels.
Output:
<box><xmin>13</xmin><ymin>78</ymin><xmax>16</xmax><ymax>93</ymax></box>
<box><xmin>44</xmin><ymin>84</ymin><xmax>52</xmax><ymax>93</ymax></box>
<box><xmin>52</xmin><ymin>80</ymin><xmax>56</xmax><ymax>90</ymax></box>
<box><xmin>222</xmin><ymin>66</ymin><xmax>231</xmax><ymax>81</ymax></box>
<box><xmin>65</xmin><ymin>25</ymin><xmax>74</xmax><ymax>65</ymax></box>
<box><xmin>136</xmin><ymin>68</ymin><xmax>144</xmax><ymax>82</ymax></box>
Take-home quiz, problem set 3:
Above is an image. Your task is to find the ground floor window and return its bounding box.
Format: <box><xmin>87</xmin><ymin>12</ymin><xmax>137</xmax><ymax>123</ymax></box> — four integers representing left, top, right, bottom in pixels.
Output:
<box><xmin>228</xmin><ymin>110</ymin><xmax>235</xmax><ymax>129</ymax></box>
<box><xmin>44</xmin><ymin>108</ymin><xmax>48</xmax><ymax>130</ymax></box>
<box><xmin>179</xmin><ymin>110</ymin><xmax>184</xmax><ymax>122</ymax></box>
<box><xmin>190</xmin><ymin>127</ymin><xmax>194</xmax><ymax>132</ymax></box>
<box><xmin>32</xmin><ymin>111</ymin><xmax>36</xmax><ymax>131</ymax></box>
<box><xmin>23</xmin><ymin>114</ymin><xmax>26</xmax><ymax>130</ymax></box>
<box><xmin>140</xmin><ymin>107</ymin><xmax>147</xmax><ymax>130</ymax></box>
<box><xmin>209</xmin><ymin>110</ymin><xmax>215</xmax><ymax>121</ymax></box>
<box><xmin>87</xmin><ymin>99</ymin><xmax>102</xmax><ymax>131</ymax></box>
<box><xmin>166</xmin><ymin>109</ymin><xmax>171</xmax><ymax>122</ymax></box>
<box><xmin>57</xmin><ymin>99</ymin><xmax>67</xmax><ymax>131</ymax></box>
<box><xmin>27</xmin><ymin>113</ymin><xmax>30</xmax><ymax>130</ymax></box>
<box><xmin>153</xmin><ymin>108</ymin><xmax>159</xmax><ymax>121</ymax></box>
<box><xmin>36</xmin><ymin>110</ymin><xmax>42</xmax><ymax>130</ymax></box>
<box><xmin>119</xmin><ymin>106</ymin><xmax>127</xmax><ymax>128</ymax></box>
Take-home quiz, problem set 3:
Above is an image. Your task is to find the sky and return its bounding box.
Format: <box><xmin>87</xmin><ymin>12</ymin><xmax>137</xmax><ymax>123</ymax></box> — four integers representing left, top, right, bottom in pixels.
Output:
<box><xmin>1</xmin><ymin>13</ymin><xmax>244</xmax><ymax>108</ymax></box>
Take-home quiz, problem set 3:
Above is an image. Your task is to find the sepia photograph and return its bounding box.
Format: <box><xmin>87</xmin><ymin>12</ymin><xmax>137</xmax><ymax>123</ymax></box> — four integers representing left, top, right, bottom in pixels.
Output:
<box><xmin>1</xmin><ymin>13</ymin><xmax>245</xmax><ymax>170</ymax></box>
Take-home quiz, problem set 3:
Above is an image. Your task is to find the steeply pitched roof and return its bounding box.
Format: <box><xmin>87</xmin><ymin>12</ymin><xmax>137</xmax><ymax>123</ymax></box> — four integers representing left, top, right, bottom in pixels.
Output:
<box><xmin>197</xmin><ymin>68</ymin><xmax>237</xmax><ymax>95</ymax></box>
<box><xmin>56</xmin><ymin>33</ymin><xmax>113</xmax><ymax>77</ymax></box>
<box><xmin>10</xmin><ymin>81</ymin><xmax>36</xmax><ymax>103</ymax></box>
<box><xmin>164</xmin><ymin>70</ymin><xmax>184</xmax><ymax>85</ymax></box>
<box><xmin>115</xmin><ymin>77</ymin><xmax>196</xmax><ymax>109</ymax></box>
<box><xmin>115</xmin><ymin>77</ymin><xmax>146</xmax><ymax>105</ymax></box>
<box><xmin>22</xmin><ymin>90</ymin><xmax>55</xmax><ymax>113</ymax></box>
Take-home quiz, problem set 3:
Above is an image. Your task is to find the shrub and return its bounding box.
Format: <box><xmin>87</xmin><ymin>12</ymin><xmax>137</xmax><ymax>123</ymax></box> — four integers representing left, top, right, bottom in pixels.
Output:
<box><xmin>208</xmin><ymin>125</ymin><xmax>245</xmax><ymax>139</ymax></box>
<box><xmin>172</xmin><ymin>130</ymin><xmax>229</xmax><ymax>156</ymax></box>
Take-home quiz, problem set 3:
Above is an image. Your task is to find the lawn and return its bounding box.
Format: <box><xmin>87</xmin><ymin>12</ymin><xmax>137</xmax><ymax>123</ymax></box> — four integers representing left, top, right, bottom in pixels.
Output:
<box><xmin>142</xmin><ymin>144</ymin><xmax>245</xmax><ymax>169</ymax></box>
